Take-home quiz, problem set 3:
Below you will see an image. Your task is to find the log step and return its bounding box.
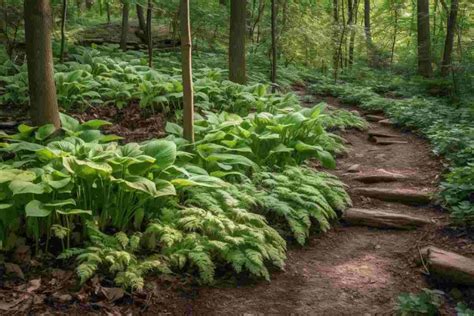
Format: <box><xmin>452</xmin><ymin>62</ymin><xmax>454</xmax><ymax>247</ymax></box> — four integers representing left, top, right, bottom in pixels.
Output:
<box><xmin>368</xmin><ymin>130</ymin><xmax>399</xmax><ymax>138</ymax></box>
<box><xmin>379</xmin><ymin>119</ymin><xmax>394</xmax><ymax>126</ymax></box>
<box><xmin>343</xmin><ymin>208</ymin><xmax>431</xmax><ymax>229</ymax></box>
<box><xmin>353</xmin><ymin>187</ymin><xmax>433</xmax><ymax>205</ymax></box>
<box><xmin>365</xmin><ymin>114</ymin><xmax>386</xmax><ymax>122</ymax></box>
<box><xmin>373</xmin><ymin>137</ymin><xmax>408</xmax><ymax>145</ymax></box>
<box><xmin>419</xmin><ymin>247</ymin><xmax>474</xmax><ymax>286</ymax></box>
<box><xmin>352</xmin><ymin>170</ymin><xmax>409</xmax><ymax>183</ymax></box>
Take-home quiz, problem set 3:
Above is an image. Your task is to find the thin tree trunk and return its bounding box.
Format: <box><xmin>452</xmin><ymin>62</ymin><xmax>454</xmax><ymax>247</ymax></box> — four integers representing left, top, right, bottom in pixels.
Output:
<box><xmin>137</xmin><ymin>4</ymin><xmax>146</xmax><ymax>34</ymax></box>
<box><xmin>441</xmin><ymin>0</ymin><xmax>458</xmax><ymax>76</ymax></box>
<box><xmin>364</xmin><ymin>0</ymin><xmax>374</xmax><ymax>66</ymax></box>
<box><xmin>106</xmin><ymin>1</ymin><xmax>111</xmax><ymax>24</ymax></box>
<box><xmin>349</xmin><ymin>0</ymin><xmax>359</xmax><ymax>67</ymax></box>
<box><xmin>180</xmin><ymin>0</ymin><xmax>194</xmax><ymax>142</ymax></box>
<box><xmin>24</xmin><ymin>0</ymin><xmax>60</xmax><ymax>128</ymax></box>
<box><xmin>229</xmin><ymin>0</ymin><xmax>247</xmax><ymax>84</ymax></box>
<box><xmin>85</xmin><ymin>0</ymin><xmax>93</xmax><ymax>10</ymax></box>
<box><xmin>390</xmin><ymin>1</ymin><xmax>399</xmax><ymax>65</ymax></box>
<box><xmin>60</xmin><ymin>0</ymin><xmax>67</xmax><ymax>63</ymax></box>
<box><xmin>417</xmin><ymin>0</ymin><xmax>433</xmax><ymax>77</ymax></box>
<box><xmin>147</xmin><ymin>0</ymin><xmax>152</xmax><ymax>68</ymax></box>
<box><xmin>120</xmin><ymin>1</ymin><xmax>129</xmax><ymax>51</ymax></box>
<box><xmin>270</xmin><ymin>0</ymin><xmax>277</xmax><ymax>89</ymax></box>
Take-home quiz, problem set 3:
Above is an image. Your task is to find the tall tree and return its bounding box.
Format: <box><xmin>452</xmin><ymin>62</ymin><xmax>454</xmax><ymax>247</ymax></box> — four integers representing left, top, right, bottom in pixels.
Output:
<box><xmin>137</xmin><ymin>3</ymin><xmax>146</xmax><ymax>36</ymax></box>
<box><xmin>416</xmin><ymin>0</ymin><xmax>433</xmax><ymax>77</ymax></box>
<box><xmin>348</xmin><ymin>0</ymin><xmax>360</xmax><ymax>67</ymax></box>
<box><xmin>120</xmin><ymin>0</ymin><xmax>130</xmax><ymax>51</ymax></box>
<box><xmin>180</xmin><ymin>0</ymin><xmax>194</xmax><ymax>142</ymax></box>
<box><xmin>364</xmin><ymin>0</ymin><xmax>375</xmax><ymax>66</ymax></box>
<box><xmin>441</xmin><ymin>0</ymin><xmax>458</xmax><ymax>76</ymax></box>
<box><xmin>106</xmin><ymin>0</ymin><xmax>111</xmax><ymax>24</ymax></box>
<box><xmin>147</xmin><ymin>0</ymin><xmax>152</xmax><ymax>67</ymax></box>
<box><xmin>270</xmin><ymin>0</ymin><xmax>277</xmax><ymax>88</ymax></box>
<box><xmin>229</xmin><ymin>0</ymin><xmax>247</xmax><ymax>84</ymax></box>
<box><xmin>59</xmin><ymin>0</ymin><xmax>67</xmax><ymax>63</ymax></box>
<box><xmin>24</xmin><ymin>0</ymin><xmax>60</xmax><ymax>128</ymax></box>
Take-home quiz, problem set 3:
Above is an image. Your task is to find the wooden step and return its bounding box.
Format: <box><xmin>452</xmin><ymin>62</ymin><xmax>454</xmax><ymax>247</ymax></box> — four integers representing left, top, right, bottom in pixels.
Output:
<box><xmin>419</xmin><ymin>247</ymin><xmax>474</xmax><ymax>286</ymax></box>
<box><xmin>365</xmin><ymin>114</ymin><xmax>386</xmax><ymax>122</ymax></box>
<box><xmin>353</xmin><ymin>187</ymin><xmax>433</xmax><ymax>205</ymax></box>
<box><xmin>368</xmin><ymin>130</ymin><xmax>399</xmax><ymax>138</ymax></box>
<box><xmin>373</xmin><ymin>137</ymin><xmax>408</xmax><ymax>145</ymax></box>
<box><xmin>343</xmin><ymin>208</ymin><xmax>431</xmax><ymax>229</ymax></box>
<box><xmin>352</xmin><ymin>170</ymin><xmax>409</xmax><ymax>183</ymax></box>
<box><xmin>379</xmin><ymin>119</ymin><xmax>394</xmax><ymax>126</ymax></box>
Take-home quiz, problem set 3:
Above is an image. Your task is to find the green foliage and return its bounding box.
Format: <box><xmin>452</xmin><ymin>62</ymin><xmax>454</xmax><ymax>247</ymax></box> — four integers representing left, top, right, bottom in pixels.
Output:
<box><xmin>456</xmin><ymin>303</ymin><xmax>474</xmax><ymax>316</ymax></box>
<box><xmin>396</xmin><ymin>289</ymin><xmax>444</xmax><ymax>315</ymax></box>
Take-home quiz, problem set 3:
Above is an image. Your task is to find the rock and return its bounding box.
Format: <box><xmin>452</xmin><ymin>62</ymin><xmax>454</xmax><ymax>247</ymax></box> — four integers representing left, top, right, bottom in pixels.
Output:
<box><xmin>373</xmin><ymin>137</ymin><xmax>408</xmax><ymax>145</ymax></box>
<box><xmin>379</xmin><ymin>119</ymin><xmax>394</xmax><ymax>126</ymax></box>
<box><xmin>347</xmin><ymin>164</ymin><xmax>361</xmax><ymax>173</ymax></box>
<box><xmin>365</xmin><ymin>114</ymin><xmax>386</xmax><ymax>122</ymax></box>
<box><xmin>352</xmin><ymin>170</ymin><xmax>409</xmax><ymax>183</ymax></box>
<box><xmin>342</xmin><ymin>208</ymin><xmax>431</xmax><ymax>229</ymax></box>
<box><xmin>419</xmin><ymin>247</ymin><xmax>474</xmax><ymax>286</ymax></box>
<box><xmin>353</xmin><ymin>187</ymin><xmax>433</xmax><ymax>205</ymax></box>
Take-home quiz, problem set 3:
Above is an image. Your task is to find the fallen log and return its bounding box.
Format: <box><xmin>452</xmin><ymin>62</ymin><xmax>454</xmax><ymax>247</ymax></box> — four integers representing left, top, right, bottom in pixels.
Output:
<box><xmin>353</xmin><ymin>187</ymin><xmax>433</xmax><ymax>205</ymax></box>
<box><xmin>343</xmin><ymin>208</ymin><xmax>431</xmax><ymax>229</ymax></box>
<box><xmin>379</xmin><ymin>119</ymin><xmax>394</xmax><ymax>126</ymax></box>
<box><xmin>419</xmin><ymin>246</ymin><xmax>474</xmax><ymax>286</ymax></box>
<box><xmin>352</xmin><ymin>170</ymin><xmax>409</xmax><ymax>183</ymax></box>
<box><xmin>368</xmin><ymin>130</ymin><xmax>399</xmax><ymax>138</ymax></box>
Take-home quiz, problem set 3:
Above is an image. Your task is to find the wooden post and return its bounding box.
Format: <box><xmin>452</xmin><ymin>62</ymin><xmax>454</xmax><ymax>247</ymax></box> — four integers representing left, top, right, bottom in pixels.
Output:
<box><xmin>180</xmin><ymin>0</ymin><xmax>194</xmax><ymax>142</ymax></box>
<box><xmin>24</xmin><ymin>0</ymin><xmax>61</xmax><ymax>128</ymax></box>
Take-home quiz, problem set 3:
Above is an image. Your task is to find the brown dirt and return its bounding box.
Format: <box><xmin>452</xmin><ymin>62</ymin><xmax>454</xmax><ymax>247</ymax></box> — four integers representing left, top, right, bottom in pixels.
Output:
<box><xmin>1</xmin><ymin>94</ymin><xmax>472</xmax><ymax>315</ymax></box>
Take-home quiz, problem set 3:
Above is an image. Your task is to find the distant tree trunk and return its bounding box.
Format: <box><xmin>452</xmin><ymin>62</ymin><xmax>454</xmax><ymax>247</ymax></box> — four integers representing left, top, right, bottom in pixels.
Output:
<box><xmin>137</xmin><ymin>4</ymin><xmax>146</xmax><ymax>34</ymax></box>
<box><xmin>364</xmin><ymin>0</ymin><xmax>375</xmax><ymax>66</ymax></box>
<box><xmin>24</xmin><ymin>0</ymin><xmax>61</xmax><ymax>128</ymax></box>
<box><xmin>76</xmin><ymin>0</ymin><xmax>82</xmax><ymax>15</ymax></box>
<box><xmin>120</xmin><ymin>1</ymin><xmax>129</xmax><ymax>51</ymax></box>
<box><xmin>147</xmin><ymin>0</ymin><xmax>152</xmax><ymax>67</ymax></box>
<box><xmin>60</xmin><ymin>0</ymin><xmax>67</xmax><ymax>63</ymax></box>
<box><xmin>440</xmin><ymin>0</ymin><xmax>458</xmax><ymax>76</ymax></box>
<box><xmin>348</xmin><ymin>0</ymin><xmax>359</xmax><ymax>67</ymax></box>
<box><xmin>250</xmin><ymin>0</ymin><xmax>265</xmax><ymax>42</ymax></box>
<box><xmin>180</xmin><ymin>0</ymin><xmax>194</xmax><ymax>142</ymax></box>
<box><xmin>390</xmin><ymin>0</ymin><xmax>399</xmax><ymax>65</ymax></box>
<box><xmin>229</xmin><ymin>0</ymin><xmax>247</xmax><ymax>84</ymax></box>
<box><xmin>106</xmin><ymin>1</ymin><xmax>111</xmax><ymax>24</ymax></box>
<box><xmin>270</xmin><ymin>0</ymin><xmax>277</xmax><ymax>89</ymax></box>
<box><xmin>417</xmin><ymin>0</ymin><xmax>433</xmax><ymax>77</ymax></box>
<box><xmin>332</xmin><ymin>0</ymin><xmax>339</xmax><ymax>72</ymax></box>
<box><xmin>85</xmin><ymin>0</ymin><xmax>93</xmax><ymax>10</ymax></box>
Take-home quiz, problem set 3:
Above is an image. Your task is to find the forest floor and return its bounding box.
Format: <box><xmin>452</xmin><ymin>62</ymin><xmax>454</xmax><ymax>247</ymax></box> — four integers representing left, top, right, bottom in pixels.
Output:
<box><xmin>2</xmin><ymin>89</ymin><xmax>473</xmax><ymax>315</ymax></box>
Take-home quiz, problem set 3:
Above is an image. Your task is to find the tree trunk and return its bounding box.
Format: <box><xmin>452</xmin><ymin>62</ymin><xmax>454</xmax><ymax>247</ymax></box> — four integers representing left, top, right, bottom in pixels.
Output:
<box><xmin>440</xmin><ymin>0</ymin><xmax>458</xmax><ymax>76</ymax></box>
<box><xmin>364</xmin><ymin>0</ymin><xmax>374</xmax><ymax>66</ymax></box>
<box><xmin>417</xmin><ymin>0</ymin><xmax>433</xmax><ymax>77</ymax></box>
<box><xmin>85</xmin><ymin>0</ymin><xmax>93</xmax><ymax>10</ymax></box>
<box><xmin>180</xmin><ymin>0</ymin><xmax>194</xmax><ymax>142</ymax></box>
<box><xmin>270</xmin><ymin>0</ymin><xmax>277</xmax><ymax>88</ymax></box>
<box><xmin>390</xmin><ymin>1</ymin><xmax>399</xmax><ymax>65</ymax></box>
<box><xmin>120</xmin><ymin>1</ymin><xmax>129</xmax><ymax>51</ymax></box>
<box><xmin>147</xmin><ymin>0</ymin><xmax>152</xmax><ymax>68</ymax></box>
<box><xmin>137</xmin><ymin>4</ymin><xmax>146</xmax><ymax>34</ymax></box>
<box><xmin>59</xmin><ymin>0</ymin><xmax>67</xmax><ymax>63</ymax></box>
<box><xmin>24</xmin><ymin>0</ymin><xmax>60</xmax><ymax>128</ymax></box>
<box><xmin>76</xmin><ymin>0</ymin><xmax>82</xmax><ymax>15</ymax></box>
<box><xmin>348</xmin><ymin>0</ymin><xmax>359</xmax><ymax>66</ymax></box>
<box><xmin>343</xmin><ymin>208</ymin><xmax>431</xmax><ymax>229</ymax></box>
<box><xmin>229</xmin><ymin>0</ymin><xmax>247</xmax><ymax>84</ymax></box>
<box><xmin>106</xmin><ymin>1</ymin><xmax>111</xmax><ymax>24</ymax></box>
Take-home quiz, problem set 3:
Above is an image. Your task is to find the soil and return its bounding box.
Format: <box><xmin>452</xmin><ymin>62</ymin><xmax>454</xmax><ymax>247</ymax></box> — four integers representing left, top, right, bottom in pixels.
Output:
<box><xmin>0</xmin><ymin>91</ymin><xmax>472</xmax><ymax>315</ymax></box>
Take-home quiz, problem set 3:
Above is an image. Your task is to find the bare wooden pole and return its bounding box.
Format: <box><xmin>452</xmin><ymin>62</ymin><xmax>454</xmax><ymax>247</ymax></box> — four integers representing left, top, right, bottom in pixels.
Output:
<box><xmin>180</xmin><ymin>0</ymin><xmax>194</xmax><ymax>142</ymax></box>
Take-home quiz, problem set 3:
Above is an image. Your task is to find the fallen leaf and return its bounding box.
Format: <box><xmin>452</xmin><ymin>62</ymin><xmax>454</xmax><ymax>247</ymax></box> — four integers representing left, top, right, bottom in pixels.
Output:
<box><xmin>5</xmin><ymin>263</ymin><xmax>24</xmax><ymax>279</ymax></box>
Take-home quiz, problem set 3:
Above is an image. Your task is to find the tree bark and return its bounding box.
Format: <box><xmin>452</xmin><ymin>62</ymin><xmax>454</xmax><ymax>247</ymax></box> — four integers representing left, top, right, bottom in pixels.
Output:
<box><xmin>137</xmin><ymin>3</ymin><xmax>146</xmax><ymax>34</ymax></box>
<box><xmin>440</xmin><ymin>0</ymin><xmax>458</xmax><ymax>76</ymax></box>
<box><xmin>343</xmin><ymin>208</ymin><xmax>431</xmax><ymax>229</ymax></box>
<box><xmin>229</xmin><ymin>0</ymin><xmax>247</xmax><ymax>84</ymax></box>
<box><xmin>120</xmin><ymin>1</ymin><xmax>129</xmax><ymax>51</ymax></box>
<box><xmin>106</xmin><ymin>1</ymin><xmax>111</xmax><ymax>24</ymax></box>
<box><xmin>24</xmin><ymin>0</ymin><xmax>61</xmax><ymax>128</ymax></box>
<box><xmin>85</xmin><ymin>0</ymin><xmax>93</xmax><ymax>10</ymax></box>
<box><xmin>390</xmin><ymin>0</ymin><xmax>399</xmax><ymax>65</ymax></box>
<box><xmin>364</xmin><ymin>0</ymin><xmax>374</xmax><ymax>66</ymax></box>
<box><xmin>147</xmin><ymin>0</ymin><xmax>152</xmax><ymax>67</ymax></box>
<box><xmin>417</xmin><ymin>0</ymin><xmax>433</xmax><ymax>77</ymax></box>
<box><xmin>348</xmin><ymin>0</ymin><xmax>359</xmax><ymax>66</ymax></box>
<box><xmin>180</xmin><ymin>0</ymin><xmax>194</xmax><ymax>142</ymax></box>
<box><xmin>59</xmin><ymin>0</ymin><xmax>67</xmax><ymax>63</ymax></box>
<box><xmin>270</xmin><ymin>0</ymin><xmax>277</xmax><ymax>88</ymax></box>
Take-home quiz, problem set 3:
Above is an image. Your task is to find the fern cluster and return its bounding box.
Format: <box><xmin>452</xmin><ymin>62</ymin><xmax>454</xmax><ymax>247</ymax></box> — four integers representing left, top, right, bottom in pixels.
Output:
<box><xmin>145</xmin><ymin>184</ymin><xmax>286</xmax><ymax>283</ymax></box>
<box><xmin>251</xmin><ymin>166</ymin><xmax>351</xmax><ymax>245</ymax></box>
<box><xmin>59</xmin><ymin>224</ymin><xmax>170</xmax><ymax>290</ymax></box>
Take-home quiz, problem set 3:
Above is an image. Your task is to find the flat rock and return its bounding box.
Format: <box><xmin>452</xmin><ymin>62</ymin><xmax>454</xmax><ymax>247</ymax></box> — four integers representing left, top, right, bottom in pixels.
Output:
<box><xmin>365</xmin><ymin>114</ymin><xmax>386</xmax><ymax>122</ymax></box>
<box><xmin>379</xmin><ymin>119</ymin><xmax>394</xmax><ymax>126</ymax></box>
<box><xmin>353</xmin><ymin>187</ymin><xmax>433</xmax><ymax>205</ymax></box>
<box><xmin>347</xmin><ymin>164</ymin><xmax>361</xmax><ymax>173</ymax></box>
<box><xmin>343</xmin><ymin>208</ymin><xmax>431</xmax><ymax>229</ymax></box>
<box><xmin>352</xmin><ymin>170</ymin><xmax>409</xmax><ymax>183</ymax></box>
<box><xmin>419</xmin><ymin>247</ymin><xmax>474</xmax><ymax>286</ymax></box>
<box><xmin>373</xmin><ymin>137</ymin><xmax>408</xmax><ymax>145</ymax></box>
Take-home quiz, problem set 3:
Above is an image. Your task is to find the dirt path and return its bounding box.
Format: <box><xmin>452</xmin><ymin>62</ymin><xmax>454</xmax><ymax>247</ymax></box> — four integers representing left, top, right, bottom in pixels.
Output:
<box><xmin>164</xmin><ymin>94</ymin><xmax>473</xmax><ymax>315</ymax></box>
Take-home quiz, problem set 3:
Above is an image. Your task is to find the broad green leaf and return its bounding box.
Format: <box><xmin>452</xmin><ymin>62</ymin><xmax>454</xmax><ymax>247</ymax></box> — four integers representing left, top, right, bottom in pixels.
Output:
<box><xmin>317</xmin><ymin>150</ymin><xmax>336</xmax><ymax>169</ymax></box>
<box><xmin>154</xmin><ymin>179</ymin><xmax>177</xmax><ymax>197</ymax></box>
<box><xmin>44</xmin><ymin>199</ymin><xmax>76</xmax><ymax>207</ymax></box>
<box><xmin>25</xmin><ymin>200</ymin><xmax>51</xmax><ymax>217</ymax></box>
<box><xmin>81</xmin><ymin>119</ymin><xmax>112</xmax><ymax>129</ymax></box>
<box><xmin>35</xmin><ymin>124</ymin><xmax>56</xmax><ymax>141</ymax></box>
<box><xmin>165</xmin><ymin>122</ymin><xmax>183</xmax><ymax>136</ymax></box>
<box><xmin>142</xmin><ymin>140</ymin><xmax>177</xmax><ymax>170</ymax></box>
<box><xmin>0</xmin><ymin>204</ymin><xmax>13</xmax><ymax>210</ymax></box>
<box><xmin>56</xmin><ymin>209</ymin><xmax>92</xmax><ymax>216</ymax></box>
<box><xmin>60</xmin><ymin>113</ymin><xmax>81</xmax><ymax>133</ymax></box>
<box><xmin>9</xmin><ymin>180</ymin><xmax>45</xmax><ymax>195</ymax></box>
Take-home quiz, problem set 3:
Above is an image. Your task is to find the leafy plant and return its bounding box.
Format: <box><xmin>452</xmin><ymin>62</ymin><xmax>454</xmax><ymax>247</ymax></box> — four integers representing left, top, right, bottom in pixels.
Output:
<box><xmin>396</xmin><ymin>289</ymin><xmax>444</xmax><ymax>315</ymax></box>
